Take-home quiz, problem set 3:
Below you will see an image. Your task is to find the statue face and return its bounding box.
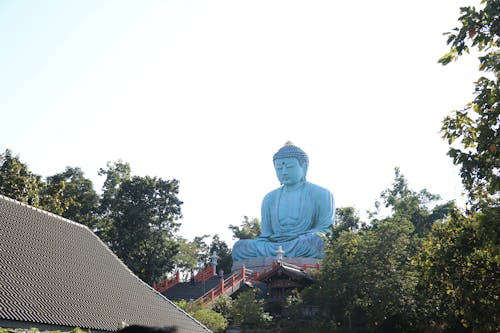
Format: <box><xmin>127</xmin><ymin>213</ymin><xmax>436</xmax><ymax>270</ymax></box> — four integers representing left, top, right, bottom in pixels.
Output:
<box><xmin>274</xmin><ymin>157</ymin><xmax>305</xmax><ymax>186</ymax></box>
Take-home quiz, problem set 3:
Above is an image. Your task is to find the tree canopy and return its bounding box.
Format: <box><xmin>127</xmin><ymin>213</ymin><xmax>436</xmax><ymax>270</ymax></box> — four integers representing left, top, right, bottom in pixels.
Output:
<box><xmin>306</xmin><ymin>169</ymin><xmax>450</xmax><ymax>332</ymax></box>
<box><xmin>229</xmin><ymin>215</ymin><xmax>261</xmax><ymax>240</ymax></box>
<box><xmin>425</xmin><ymin>1</ymin><xmax>500</xmax><ymax>330</ymax></box>
<box><xmin>0</xmin><ymin>149</ymin><xmax>46</xmax><ymax>208</ymax></box>
<box><xmin>439</xmin><ymin>0</ymin><xmax>499</xmax><ymax>209</ymax></box>
<box><xmin>0</xmin><ymin>151</ymin><xmax>184</xmax><ymax>284</ymax></box>
<box><xmin>97</xmin><ymin>161</ymin><xmax>183</xmax><ymax>284</ymax></box>
<box><xmin>45</xmin><ymin>167</ymin><xmax>100</xmax><ymax>229</ymax></box>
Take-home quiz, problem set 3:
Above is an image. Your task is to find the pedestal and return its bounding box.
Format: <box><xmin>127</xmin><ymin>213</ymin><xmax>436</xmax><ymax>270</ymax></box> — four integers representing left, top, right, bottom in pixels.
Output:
<box><xmin>231</xmin><ymin>257</ymin><xmax>321</xmax><ymax>274</ymax></box>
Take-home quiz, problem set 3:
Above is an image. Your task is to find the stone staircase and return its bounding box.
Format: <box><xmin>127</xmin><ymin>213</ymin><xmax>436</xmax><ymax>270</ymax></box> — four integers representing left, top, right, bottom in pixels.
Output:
<box><xmin>162</xmin><ymin>275</ymin><xmax>227</xmax><ymax>302</ymax></box>
<box><xmin>157</xmin><ymin>266</ymin><xmax>254</xmax><ymax>306</ymax></box>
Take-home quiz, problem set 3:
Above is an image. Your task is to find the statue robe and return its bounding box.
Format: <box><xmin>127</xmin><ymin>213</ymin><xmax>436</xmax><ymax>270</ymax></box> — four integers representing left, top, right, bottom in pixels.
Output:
<box><xmin>232</xmin><ymin>182</ymin><xmax>334</xmax><ymax>260</ymax></box>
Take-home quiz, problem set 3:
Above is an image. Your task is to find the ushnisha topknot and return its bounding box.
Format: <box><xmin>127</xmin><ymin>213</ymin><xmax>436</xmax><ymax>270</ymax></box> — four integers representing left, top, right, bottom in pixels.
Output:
<box><xmin>273</xmin><ymin>141</ymin><xmax>309</xmax><ymax>165</ymax></box>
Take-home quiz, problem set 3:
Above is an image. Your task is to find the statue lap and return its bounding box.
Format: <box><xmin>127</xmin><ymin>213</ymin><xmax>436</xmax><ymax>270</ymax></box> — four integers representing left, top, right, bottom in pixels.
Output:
<box><xmin>232</xmin><ymin>232</ymin><xmax>325</xmax><ymax>260</ymax></box>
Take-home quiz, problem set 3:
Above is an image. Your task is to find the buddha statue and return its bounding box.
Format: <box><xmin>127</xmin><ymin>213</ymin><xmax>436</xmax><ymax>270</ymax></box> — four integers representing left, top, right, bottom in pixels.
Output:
<box><xmin>232</xmin><ymin>141</ymin><xmax>334</xmax><ymax>261</ymax></box>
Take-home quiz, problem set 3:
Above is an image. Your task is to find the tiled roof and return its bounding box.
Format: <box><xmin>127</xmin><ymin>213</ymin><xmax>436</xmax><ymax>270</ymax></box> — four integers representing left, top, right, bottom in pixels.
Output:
<box><xmin>257</xmin><ymin>261</ymin><xmax>314</xmax><ymax>283</ymax></box>
<box><xmin>0</xmin><ymin>195</ymin><xmax>211</xmax><ymax>333</ymax></box>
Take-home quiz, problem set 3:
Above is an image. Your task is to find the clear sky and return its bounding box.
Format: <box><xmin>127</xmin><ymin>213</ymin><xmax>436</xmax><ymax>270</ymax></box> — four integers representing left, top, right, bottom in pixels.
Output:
<box><xmin>0</xmin><ymin>0</ymin><xmax>480</xmax><ymax>246</ymax></box>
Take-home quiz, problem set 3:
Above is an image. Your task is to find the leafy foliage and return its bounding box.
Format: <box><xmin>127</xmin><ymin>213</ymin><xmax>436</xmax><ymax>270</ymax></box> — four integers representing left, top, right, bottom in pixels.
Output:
<box><xmin>439</xmin><ymin>0</ymin><xmax>499</xmax><ymax>208</ymax></box>
<box><xmin>306</xmin><ymin>170</ymin><xmax>453</xmax><ymax>332</ymax></box>
<box><xmin>192</xmin><ymin>234</ymin><xmax>211</xmax><ymax>267</ymax></box>
<box><xmin>0</xmin><ymin>149</ymin><xmax>45</xmax><ymax>207</ymax></box>
<box><xmin>208</xmin><ymin>234</ymin><xmax>233</xmax><ymax>274</ymax></box>
<box><xmin>192</xmin><ymin>308</ymin><xmax>228</xmax><ymax>333</ymax></box>
<box><xmin>282</xmin><ymin>289</ymin><xmax>304</xmax><ymax>321</ymax></box>
<box><xmin>45</xmin><ymin>167</ymin><xmax>100</xmax><ymax>229</ymax></box>
<box><xmin>374</xmin><ymin>167</ymin><xmax>455</xmax><ymax>237</ymax></box>
<box><xmin>69</xmin><ymin>329</ymin><xmax>91</xmax><ymax>333</ymax></box>
<box><xmin>329</xmin><ymin>207</ymin><xmax>363</xmax><ymax>241</ymax></box>
<box><xmin>98</xmin><ymin>161</ymin><xmax>182</xmax><ymax>284</ymax></box>
<box><xmin>211</xmin><ymin>295</ymin><xmax>233</xmax><ymax>319</ymax></box>
<box><xmin>318</xmin><ymin>220</ymin><xmax>419</xmax><ymax>332</ymax></box>
<box><xmin>173</xmin><ymin>234</ymin><xmax>232</xmax><ymax>280</ymax></box>
<box><xmin>0</xmin><ymin>150</ymin><xmax>101</xmax><ymax>226</ymax></box>
<box><xmin>416</xmin><ymin>2</ymin><xmax>500</xmax><ymax>331</ymax></box>
<box><xmin>174</xmin><ymin>299</ymin><xmax>199</xmax><ymax>313</ymax></box>
<box><xmin>230</xmin><ymin>289</ymin><xmax>272</xmax><ymax>329</ymax></box>
<box><xmin>174</xmin><ymin>300</ymin><xmax>228</xmax><ymax>333</ymax></box>
<box><xmin>416</xmin><ymin>208</ymin><xmax>499</xmax><ymax>332</ymax></box>
<box><xmin>229</xmin><ymin>216</ymin><xmax>261</xmax><ymax>239</ymax></box>
<box><xmin>173</xmin><ymin>237</ymin><xmax>203</xmax><ymax>280</ymax></box>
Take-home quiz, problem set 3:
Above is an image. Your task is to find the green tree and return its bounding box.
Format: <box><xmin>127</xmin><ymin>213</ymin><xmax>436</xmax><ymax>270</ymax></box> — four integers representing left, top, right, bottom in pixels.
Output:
<box><xmin>412</xmin><ymin>2</ymin><xmax>500</xmax><ymax>332</ymax></box>
<box><xmin>230</xmin><ymin>289</ymin><xmax>272</xmax><ymax>330</ymax></box>
<box><xmin>330</xmin><ymin>206</ymin><xmax>363</xmax><ymax>242</ymax></box>
<box><xmin>193</xmin><ymin>234</ymin><xmax>211</xmax><ymax>268</ymax></box>
<box><xmin>438</xmin><ymin>0</ymin><xmax>499</xmax><ymax>208</ymax></box>
<box><xmin>175</xmin><ymin>299</ymin><xmax>228</xmax><ymax>333</ymax></box>
<box><xmin>192</xmin><ymin>308</ymin><xmax>228</xmax><ymax>333</ymax></box>
<box><xmin>209</xmin><ymin>234</ymin><xmax>233</xmax><ymax>275</ymax></box>
<box><xmin>173</xmin><ymin>237</ymin><xmax>202</xmax><ymax>280</ymax></box>
<box><xmin>212</xmin><ymin>294</ymin><xmax>233</xmax><ymax>319</ymax></box>
<box><xmin>98</xmin><ymin>161</ymin><xmax>182</xmax><ymax>284</ymax></box>
<box><xmin>173</xmin><ymin>234</ymin><xmax>228</xmax><ymax>280</ymax></box>
<box><xmin>174</xmin><ymin>299</ymin><xmax>200</xmax><ymax>313</ymax></box>
<box><xmin>373</xmin><ymin>167</ymin><xmax>455</xmax><ymax>237</ymax></box>
<box><xmin>45</xmin><ymin>167</ymin><xmax>100</xmax><ymax>229</ymax></box>
<box><xmin>315</xmin><ymin>219</ymin><xmax>419</xmax><ymax>332</ymax></box>
<box><xmin>229</xmin><ymin>216</ymin><xmax>261</xmax><ymax>240</ymax></box>
<box><xmin>282</xmin><ymin>289</ymin><xmax>304</xmax><ymax>321</ymax></box>
<box><xmin>309</xmin><ymin>171</ymin><xmax>452</xmax><ymax>332</ymax></box>
<box><xmin>0</xmin><ymin>149</ymin><xmax>45</xmax><ymax>207</ymax></box>
<box><xmin>416</xmin><ymin>208</ymin><xmax>499</xmax><ymax>332</ymax></box>
<box><xmin>0</xmin><ymin>150</ymin><xmax>102</xmax><ymax>228</ymax></box>
<box><xmin>98</xmin><ymin>160</ymin><xmax>131</xmax><ymax>213</ymax></box>
<box><xmin>96</xmin><ymin>161</ymin><xmax>132</xmax><ymax>240</ymax></box>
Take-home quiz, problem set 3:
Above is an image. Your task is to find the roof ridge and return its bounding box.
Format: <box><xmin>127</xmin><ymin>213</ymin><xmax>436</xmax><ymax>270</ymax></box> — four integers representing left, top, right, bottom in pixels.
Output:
<box><xmin>0</xmin><ymin>194</ymin><xmax>90</xmax><ymax>230</ymax></box>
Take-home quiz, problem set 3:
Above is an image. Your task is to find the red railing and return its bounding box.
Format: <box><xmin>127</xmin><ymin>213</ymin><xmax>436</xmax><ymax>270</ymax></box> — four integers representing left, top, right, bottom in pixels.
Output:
<box><xmin>194</xmin><ymin>265</ymin><xmax>215</xmax><ymax>283</ymax></box>
<box><xmin>250</xmin><ymin>262</ymin><xmax>321</xmax><ymax>279</ymax></box>
<box><xmin>153</xmin><ymin>271</ymin><xmax>180</xmax><ymax>293</ymax></box>
<box><xmin>196</xmin><ymin>266</ymin><xmax>250</xmax><ymax>306</ymax></box>
<box><xmin>153</xmin><ymin>265</ymin><xmax>216</xmax><ymax>293</ymax></box>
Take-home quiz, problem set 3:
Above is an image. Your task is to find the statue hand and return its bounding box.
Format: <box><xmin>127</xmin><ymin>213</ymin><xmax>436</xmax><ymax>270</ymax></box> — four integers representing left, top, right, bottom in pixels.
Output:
<box><xmin>268</xmin><ymin>233</ymin><xmax>296</xmax><ymax>242</ymax></box>
<box><xmin>303</xmin><ymin>230</ymin><xmax>326</xmax><ymax>240</ymax></box>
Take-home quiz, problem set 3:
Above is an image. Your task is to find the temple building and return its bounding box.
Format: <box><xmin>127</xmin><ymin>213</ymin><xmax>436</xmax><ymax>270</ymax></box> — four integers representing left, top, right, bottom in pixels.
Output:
<box><xmin>0</xmin><ymin>195</ymin><xmax>210</xmax><ymax>333</ymax></box>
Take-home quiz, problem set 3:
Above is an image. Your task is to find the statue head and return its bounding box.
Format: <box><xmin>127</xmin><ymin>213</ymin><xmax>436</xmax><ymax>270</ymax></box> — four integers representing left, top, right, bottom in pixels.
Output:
<box><xmin>273</xmin><ymin>141</ymin><xmax>309</xmax><ymax>185</ymax></box>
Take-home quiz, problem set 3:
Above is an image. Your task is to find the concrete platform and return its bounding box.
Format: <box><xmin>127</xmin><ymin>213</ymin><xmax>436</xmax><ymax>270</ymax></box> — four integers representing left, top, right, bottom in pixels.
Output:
<box><xmin>232</xmin><ymin>257</ymin><xmax>321</xmax><ymax>274</ymax></box>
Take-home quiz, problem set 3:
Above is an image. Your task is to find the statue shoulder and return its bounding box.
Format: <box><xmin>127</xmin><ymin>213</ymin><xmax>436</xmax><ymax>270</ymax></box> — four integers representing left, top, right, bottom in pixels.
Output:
<box><xmin>264</xmin><ymin>187</ymin><xmax>281</xmax><ymax>199</ymax></box>
<box><xmin>262</xmin><ymin>187</ymin><xmax>281</xmax><ymax>205</ymax></box>
<box><xmin>304</xmin><ymin>182</ymin><xmax>335</xmax><ymax>214</ymax></box>
<box><xmin>304</xmin><ymin>182</ymin><xmax>333</xmax><ymax>196</ymax></box>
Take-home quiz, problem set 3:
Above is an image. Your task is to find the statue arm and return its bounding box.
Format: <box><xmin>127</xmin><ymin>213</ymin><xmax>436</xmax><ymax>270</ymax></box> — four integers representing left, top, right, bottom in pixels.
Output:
<box><xmin>257</xmin><ymin>192</ymin><xmax>274</xmax><ymax>239</ymax></box>
<box><xmin>311</xmin><ymin>189</ymin><xmax>335</xmax><ymax>234</ymax></box>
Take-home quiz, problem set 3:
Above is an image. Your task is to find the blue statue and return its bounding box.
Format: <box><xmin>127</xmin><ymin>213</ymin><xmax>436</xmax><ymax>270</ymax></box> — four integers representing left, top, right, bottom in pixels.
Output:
<box><xmin>232</xmin><ymin>141</ymin><xmax>334</xmax><ymax>260</ymax></box>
